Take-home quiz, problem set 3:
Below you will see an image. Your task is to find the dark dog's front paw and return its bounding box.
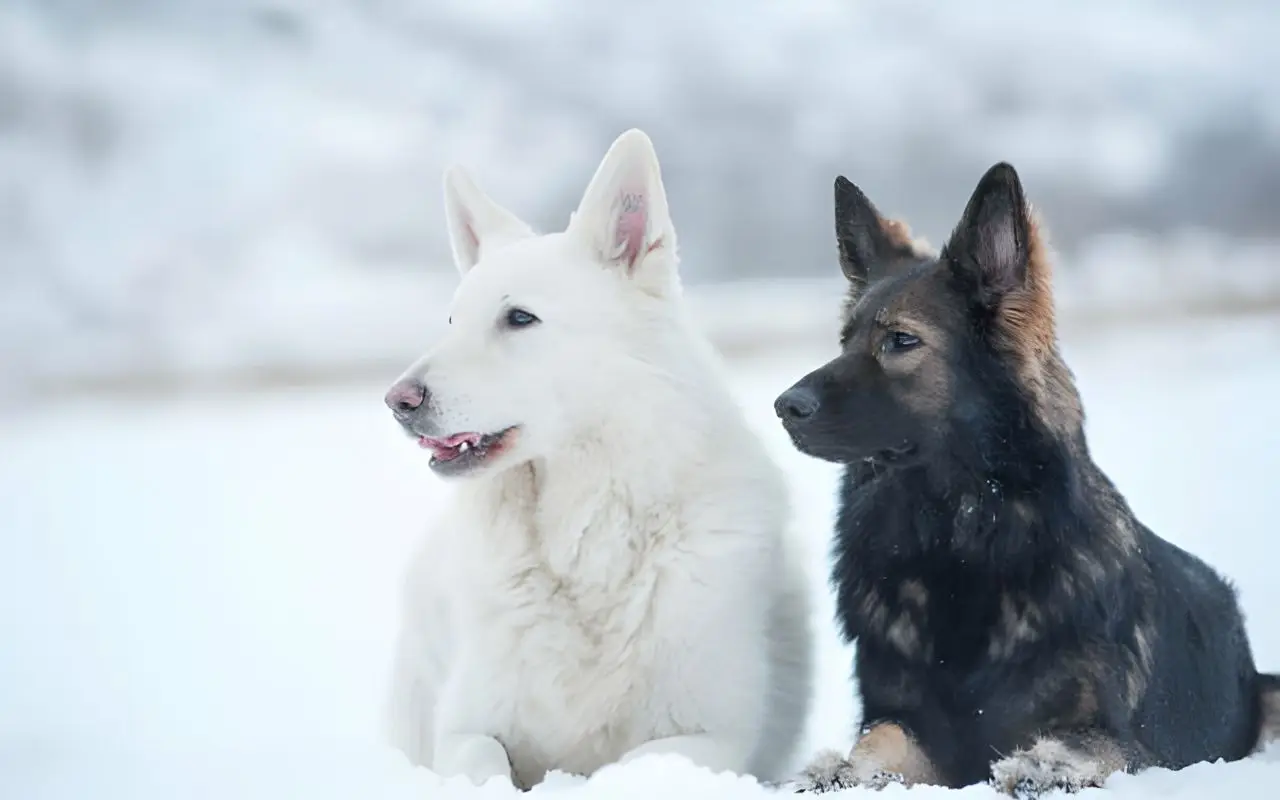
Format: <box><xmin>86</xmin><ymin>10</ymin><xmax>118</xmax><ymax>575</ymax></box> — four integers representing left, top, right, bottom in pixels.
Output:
<box><xmin>990</xmin><ymin>740</ymin><xmax>1107</xmax><ymax>798</ymax></box>
<box><xmin>790</xmin><ymin>749</ymin><xmax>854</xmax><ymax>794</ymax></box>
<box><xmin>789</xmin><ymin>749</ymin><xmax>902</xmax><ymax>794</ymax></box>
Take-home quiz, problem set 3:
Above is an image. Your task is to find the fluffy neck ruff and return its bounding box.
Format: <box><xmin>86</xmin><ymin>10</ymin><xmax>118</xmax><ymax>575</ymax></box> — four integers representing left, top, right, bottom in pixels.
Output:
<box><xmin>481</xmin><ymin>309</ymin><xmax>741</xmax><ymax>581</ymax></box>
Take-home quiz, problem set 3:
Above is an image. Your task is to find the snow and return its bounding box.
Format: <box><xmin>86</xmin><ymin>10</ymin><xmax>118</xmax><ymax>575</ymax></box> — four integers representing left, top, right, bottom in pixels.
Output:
<box><xmin>2</xmin><ymin>315</ymin><xmax>1279</xmax><ymax>798</ymax></box>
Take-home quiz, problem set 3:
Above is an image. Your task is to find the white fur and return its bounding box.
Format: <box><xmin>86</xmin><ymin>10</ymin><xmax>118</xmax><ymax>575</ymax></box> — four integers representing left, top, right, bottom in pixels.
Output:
<box><xmin>383</xmin><ymin>130</ymin><xmax>813</xmax><ymax>788</ymax></box>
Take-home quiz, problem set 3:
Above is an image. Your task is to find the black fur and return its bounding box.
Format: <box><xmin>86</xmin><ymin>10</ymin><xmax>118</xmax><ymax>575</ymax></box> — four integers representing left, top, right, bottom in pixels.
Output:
<box><xmin>778</xmin><ymin>164</ymin><xmax>1277</xmax><ymax>793</ymax></box>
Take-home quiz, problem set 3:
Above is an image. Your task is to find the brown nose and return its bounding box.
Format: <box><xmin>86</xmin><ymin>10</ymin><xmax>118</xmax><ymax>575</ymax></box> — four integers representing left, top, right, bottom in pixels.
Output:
<box><xmin>385</xmin><ymin>380</ymin><xmax>427</xmax><ymax>415</ymax></box>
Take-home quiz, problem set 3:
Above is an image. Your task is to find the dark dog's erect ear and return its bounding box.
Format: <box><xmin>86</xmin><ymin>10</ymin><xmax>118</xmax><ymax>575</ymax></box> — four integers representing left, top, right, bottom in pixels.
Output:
<box><xmin>943</xmin><ymin>163</ymin><xmax>1031</xmax><ymax>304</ymax></box>
<box><xmin>834</xmin><ymin>176</ymin><xmax>900</xmax><ymax>286</ymax></box>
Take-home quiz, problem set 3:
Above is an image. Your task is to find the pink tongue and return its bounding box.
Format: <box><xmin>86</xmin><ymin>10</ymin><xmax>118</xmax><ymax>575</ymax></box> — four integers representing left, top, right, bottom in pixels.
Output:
<box><xmin>418</xmin><ymin>433</ymin><xmax>480</xmax><ymax>460</ymax></box>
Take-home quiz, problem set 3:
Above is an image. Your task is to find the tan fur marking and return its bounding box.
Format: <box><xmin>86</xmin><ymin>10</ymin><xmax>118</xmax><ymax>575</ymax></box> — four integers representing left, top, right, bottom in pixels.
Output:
<box><xmin>881</xmin><ymin>218</ymin><xmax>935</xmax><ymax>259</ymax></box>
<box><xmin>994</xmin><ymin>208</ymin><xmax>1055</xmax><ymax>366</ymax></box>
<box><xmin>1054</xmin><ymin>564</ymin><xmax>1081</xmax><ymax>603</ymax></box>
<box><xmin>878</xmin><ymin>309</ymin><xmax>953</xmax><ymax>418</ymax></box>
<box><xmin>889</xmin><ymin>314</ymin><xmax>933</xmax><ymax>337</ymax></box>
<box><xmin>989</xmin><ymin>593</ymin><xmax>1043</xmax><ymax>659</ymax></box>
<box><xmin>1037</xmin><ymin>661</ymin><xmax>1103</xmax><ymax>730</ymax></box>
<box><xmin>1125</xmin><ymin>623</ymin><xmax>1155</xmax><ymax>708</ymax></box>
<box><xmin>851</xmin><ymin>723</ymin><xmax>940</xmax><ymax>786</ymax></box>
<box><xmin>1075</xmin><ymin>678</ymin><xmax>1100</xmax><ymax>721</ymax></box>
<box><xmin>841</xmin><ymin>216</ymin><xmax>936</xmax><ymax>321</ymax></box>
<box><xmin>1073</xmin><ymin>548</ymin><xmax>1109</xmax><ymax>585</ymax></box>
<box><xmin>860</xmin><ymin>588</ymin><xmax>889</xmax><ymax>633</ymax></box>
<box><xmin>991</xmin><ymin>209</ymin><xmax>1084</xmax><ymax>439</ymax></box>
<box><xmin>899</xmin><ymin>579</ymin><xmax>928</xmax><ymax>609</ymax></box>
<box><xmin>1009</xmin><ymin>497</ymin><xmax>1039</xmax><ymax>528</ymax></box>
<box><xmin>1104</xmin><ymin>515</ymin><xmax>1139</xmax><ymax>557</ymax></box>
<box><xmin>886</xmin><ymin>612</ymin><xmax>928</xmax><ymax>660</ymax></box>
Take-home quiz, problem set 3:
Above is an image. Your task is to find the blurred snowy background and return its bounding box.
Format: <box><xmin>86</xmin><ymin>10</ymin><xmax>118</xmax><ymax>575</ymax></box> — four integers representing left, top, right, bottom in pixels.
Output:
<box><xmin>3</xmin><ymin>2</ymin><xmax>1280</xmax><ymax>798</ymax></box>
<box><xmin>3</xmin><ymin>0</ymin><xmax>1280</xmax><ymax>394</ymax></box>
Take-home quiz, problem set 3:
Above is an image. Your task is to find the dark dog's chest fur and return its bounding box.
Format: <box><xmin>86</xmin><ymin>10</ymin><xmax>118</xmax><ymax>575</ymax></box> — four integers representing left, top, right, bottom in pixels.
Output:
<box><xmin>833</xmin><ymin>456</ymin><xmax>1263</xmax><ymax>788</ymax></box>
<box><xmin>837</xmin><ymin>464</ymin><xmax>1135</xmax><ymax>672</ymax></box>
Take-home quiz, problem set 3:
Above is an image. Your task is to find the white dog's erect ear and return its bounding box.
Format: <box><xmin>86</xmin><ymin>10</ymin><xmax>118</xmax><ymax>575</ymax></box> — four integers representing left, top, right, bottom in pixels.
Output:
<box><xmin>569</xmin><ymin>129</ymin><xmax>676</xmax><ymax>281</ymax></box>
<box><xmin>442</xmin><ymin>165</ymin><xmax>534</xmax><ymax>274</ymax></box>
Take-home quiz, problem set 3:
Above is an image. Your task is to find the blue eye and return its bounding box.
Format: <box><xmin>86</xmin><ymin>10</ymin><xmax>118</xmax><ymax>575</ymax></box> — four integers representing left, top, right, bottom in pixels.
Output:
<box><xmin>888</xmin><ymin>331</ymin><xmax>920</xmax><ymax>351</ymax></box>
<box><xmin>506</xmin><ymin>308</ymin><xmax>540</xmax><ymax>328</ymax></box>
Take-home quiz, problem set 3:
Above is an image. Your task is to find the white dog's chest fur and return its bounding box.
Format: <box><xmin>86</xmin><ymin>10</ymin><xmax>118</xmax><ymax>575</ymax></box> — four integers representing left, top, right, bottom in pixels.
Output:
<box><xmin>447</xmin><ymin>472</ymin><xmax>701</xmax><ymax>780</ymax></box>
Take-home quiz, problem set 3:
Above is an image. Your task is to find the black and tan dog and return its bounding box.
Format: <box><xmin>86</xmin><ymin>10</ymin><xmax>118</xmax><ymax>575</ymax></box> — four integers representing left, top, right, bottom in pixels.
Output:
<box><xmin>776</xmin><ymin>163</ymin><xmax>1280</xmax><ymax>796</ymax></box>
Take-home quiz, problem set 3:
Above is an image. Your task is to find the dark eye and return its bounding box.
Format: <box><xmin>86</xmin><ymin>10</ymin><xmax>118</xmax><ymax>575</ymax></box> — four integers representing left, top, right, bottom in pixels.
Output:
<box><xmin>505</xmin><ymin>308</ymin><xmax>540</xmax><ymax>329</ymax></box>
<box><xmin>887</xmin><ymin>331</ymin><xmax>920</xmax><ymax>351</ymax></box>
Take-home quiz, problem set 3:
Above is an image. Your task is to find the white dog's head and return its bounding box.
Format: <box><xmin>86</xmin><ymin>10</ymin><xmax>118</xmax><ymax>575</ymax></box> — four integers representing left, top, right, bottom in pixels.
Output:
<box><xmin>385</xmin><ymin>129</ymin><xmax>686</xmax><ymax>479</ymax></box>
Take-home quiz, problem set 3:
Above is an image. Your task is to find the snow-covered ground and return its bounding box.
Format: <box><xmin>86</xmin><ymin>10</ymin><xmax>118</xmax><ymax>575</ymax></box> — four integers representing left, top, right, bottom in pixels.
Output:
<box><xmin>1</xmin><ymin>315</ymin><xmax>1279</xmax><ymax>798</ymax></box>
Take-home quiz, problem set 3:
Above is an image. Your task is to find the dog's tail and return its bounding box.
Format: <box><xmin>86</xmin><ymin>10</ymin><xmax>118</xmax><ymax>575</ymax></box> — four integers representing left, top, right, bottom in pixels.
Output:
<box><xmin>1256</xmin><ymin>673</ymin><xmax>1280</xmax><ymax>754</ymax></box>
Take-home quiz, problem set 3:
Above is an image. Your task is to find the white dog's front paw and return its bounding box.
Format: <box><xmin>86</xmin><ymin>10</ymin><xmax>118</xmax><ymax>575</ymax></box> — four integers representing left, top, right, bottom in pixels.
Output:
<box><xmin>458</xmin><ymin>762</ymin><xmax>515</xmax><ymax>789</ymax></box>
<box><xmin>789</xmin><ymin>749</ymin><xmax>902</xmax><ymax>794</ymax></box>
<box><xmin>989</xmin><ymin>739</ymin><xmax>1105</xmax><ymax>798</ymax></box>
<box><xmin>435</xmin><ymin>734</ymin><xmax>516</xmax><ymax>788</ymax></box>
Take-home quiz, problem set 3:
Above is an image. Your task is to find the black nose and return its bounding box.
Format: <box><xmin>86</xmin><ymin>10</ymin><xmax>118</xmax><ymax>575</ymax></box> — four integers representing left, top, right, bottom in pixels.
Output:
<box><xmin>775</xmin><ymin>385</ymin><xmax>820</xmax><ymax>421</ymax></box>
<box><xmin>385</xmin><ymin>379</ymin><xmax>428</xmax><ymax>415</ymax></box>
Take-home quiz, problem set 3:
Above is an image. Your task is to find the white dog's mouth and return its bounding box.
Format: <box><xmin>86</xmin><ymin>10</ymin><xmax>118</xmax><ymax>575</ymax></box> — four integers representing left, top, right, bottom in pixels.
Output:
<box><xmin>418</xmin><ymin>427</ymin><xmax>519</xmax><ymax>477</ymax></box>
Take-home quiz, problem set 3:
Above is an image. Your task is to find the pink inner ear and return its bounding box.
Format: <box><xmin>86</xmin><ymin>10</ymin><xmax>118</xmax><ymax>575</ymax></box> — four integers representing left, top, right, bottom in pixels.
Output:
<box><xmin>615</xmin><ymin>192</ymin><xmax>648</xmax><ymax>269</ymax></box>
<box><xmin>463</xmin><ymin>220</ymin><xmax>481</xmax><ymax>262</ymax></box>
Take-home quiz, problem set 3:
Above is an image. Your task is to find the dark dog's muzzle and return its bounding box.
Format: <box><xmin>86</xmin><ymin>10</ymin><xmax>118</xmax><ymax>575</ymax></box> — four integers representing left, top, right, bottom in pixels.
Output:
<box><xmin>774</xmin><ymin>383</ymin><xmax>821</xmax><ymax>423</ymax></box>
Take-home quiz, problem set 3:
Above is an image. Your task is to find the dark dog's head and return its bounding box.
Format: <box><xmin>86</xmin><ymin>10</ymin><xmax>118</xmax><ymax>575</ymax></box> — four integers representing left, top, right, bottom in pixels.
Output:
<box><xmin>776</xmin><ymin>163</ymin><xmax>1080</xmax><ymax>468</ymax></box>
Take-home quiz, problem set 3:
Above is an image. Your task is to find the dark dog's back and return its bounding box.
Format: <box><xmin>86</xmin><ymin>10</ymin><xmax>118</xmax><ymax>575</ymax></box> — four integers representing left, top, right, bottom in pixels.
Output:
<box><xmin>1136</xmin><ymin>530</ymin><xmax>1261</xmax><ymax>765</ymax></box>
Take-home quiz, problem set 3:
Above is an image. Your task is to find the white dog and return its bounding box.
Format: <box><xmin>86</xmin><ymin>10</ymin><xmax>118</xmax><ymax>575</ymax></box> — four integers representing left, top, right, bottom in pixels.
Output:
<box><xmin>381</xmin><ymin>129</ymin><xmax>812</xmax><ymax>789</ymax></box>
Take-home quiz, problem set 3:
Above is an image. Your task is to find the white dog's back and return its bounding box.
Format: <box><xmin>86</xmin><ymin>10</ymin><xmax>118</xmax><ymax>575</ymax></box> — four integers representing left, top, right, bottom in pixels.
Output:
<box><xmin>383</xmin><ymin>129</ymin><xmax>812</xmax><ymax>787</ymax></box>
